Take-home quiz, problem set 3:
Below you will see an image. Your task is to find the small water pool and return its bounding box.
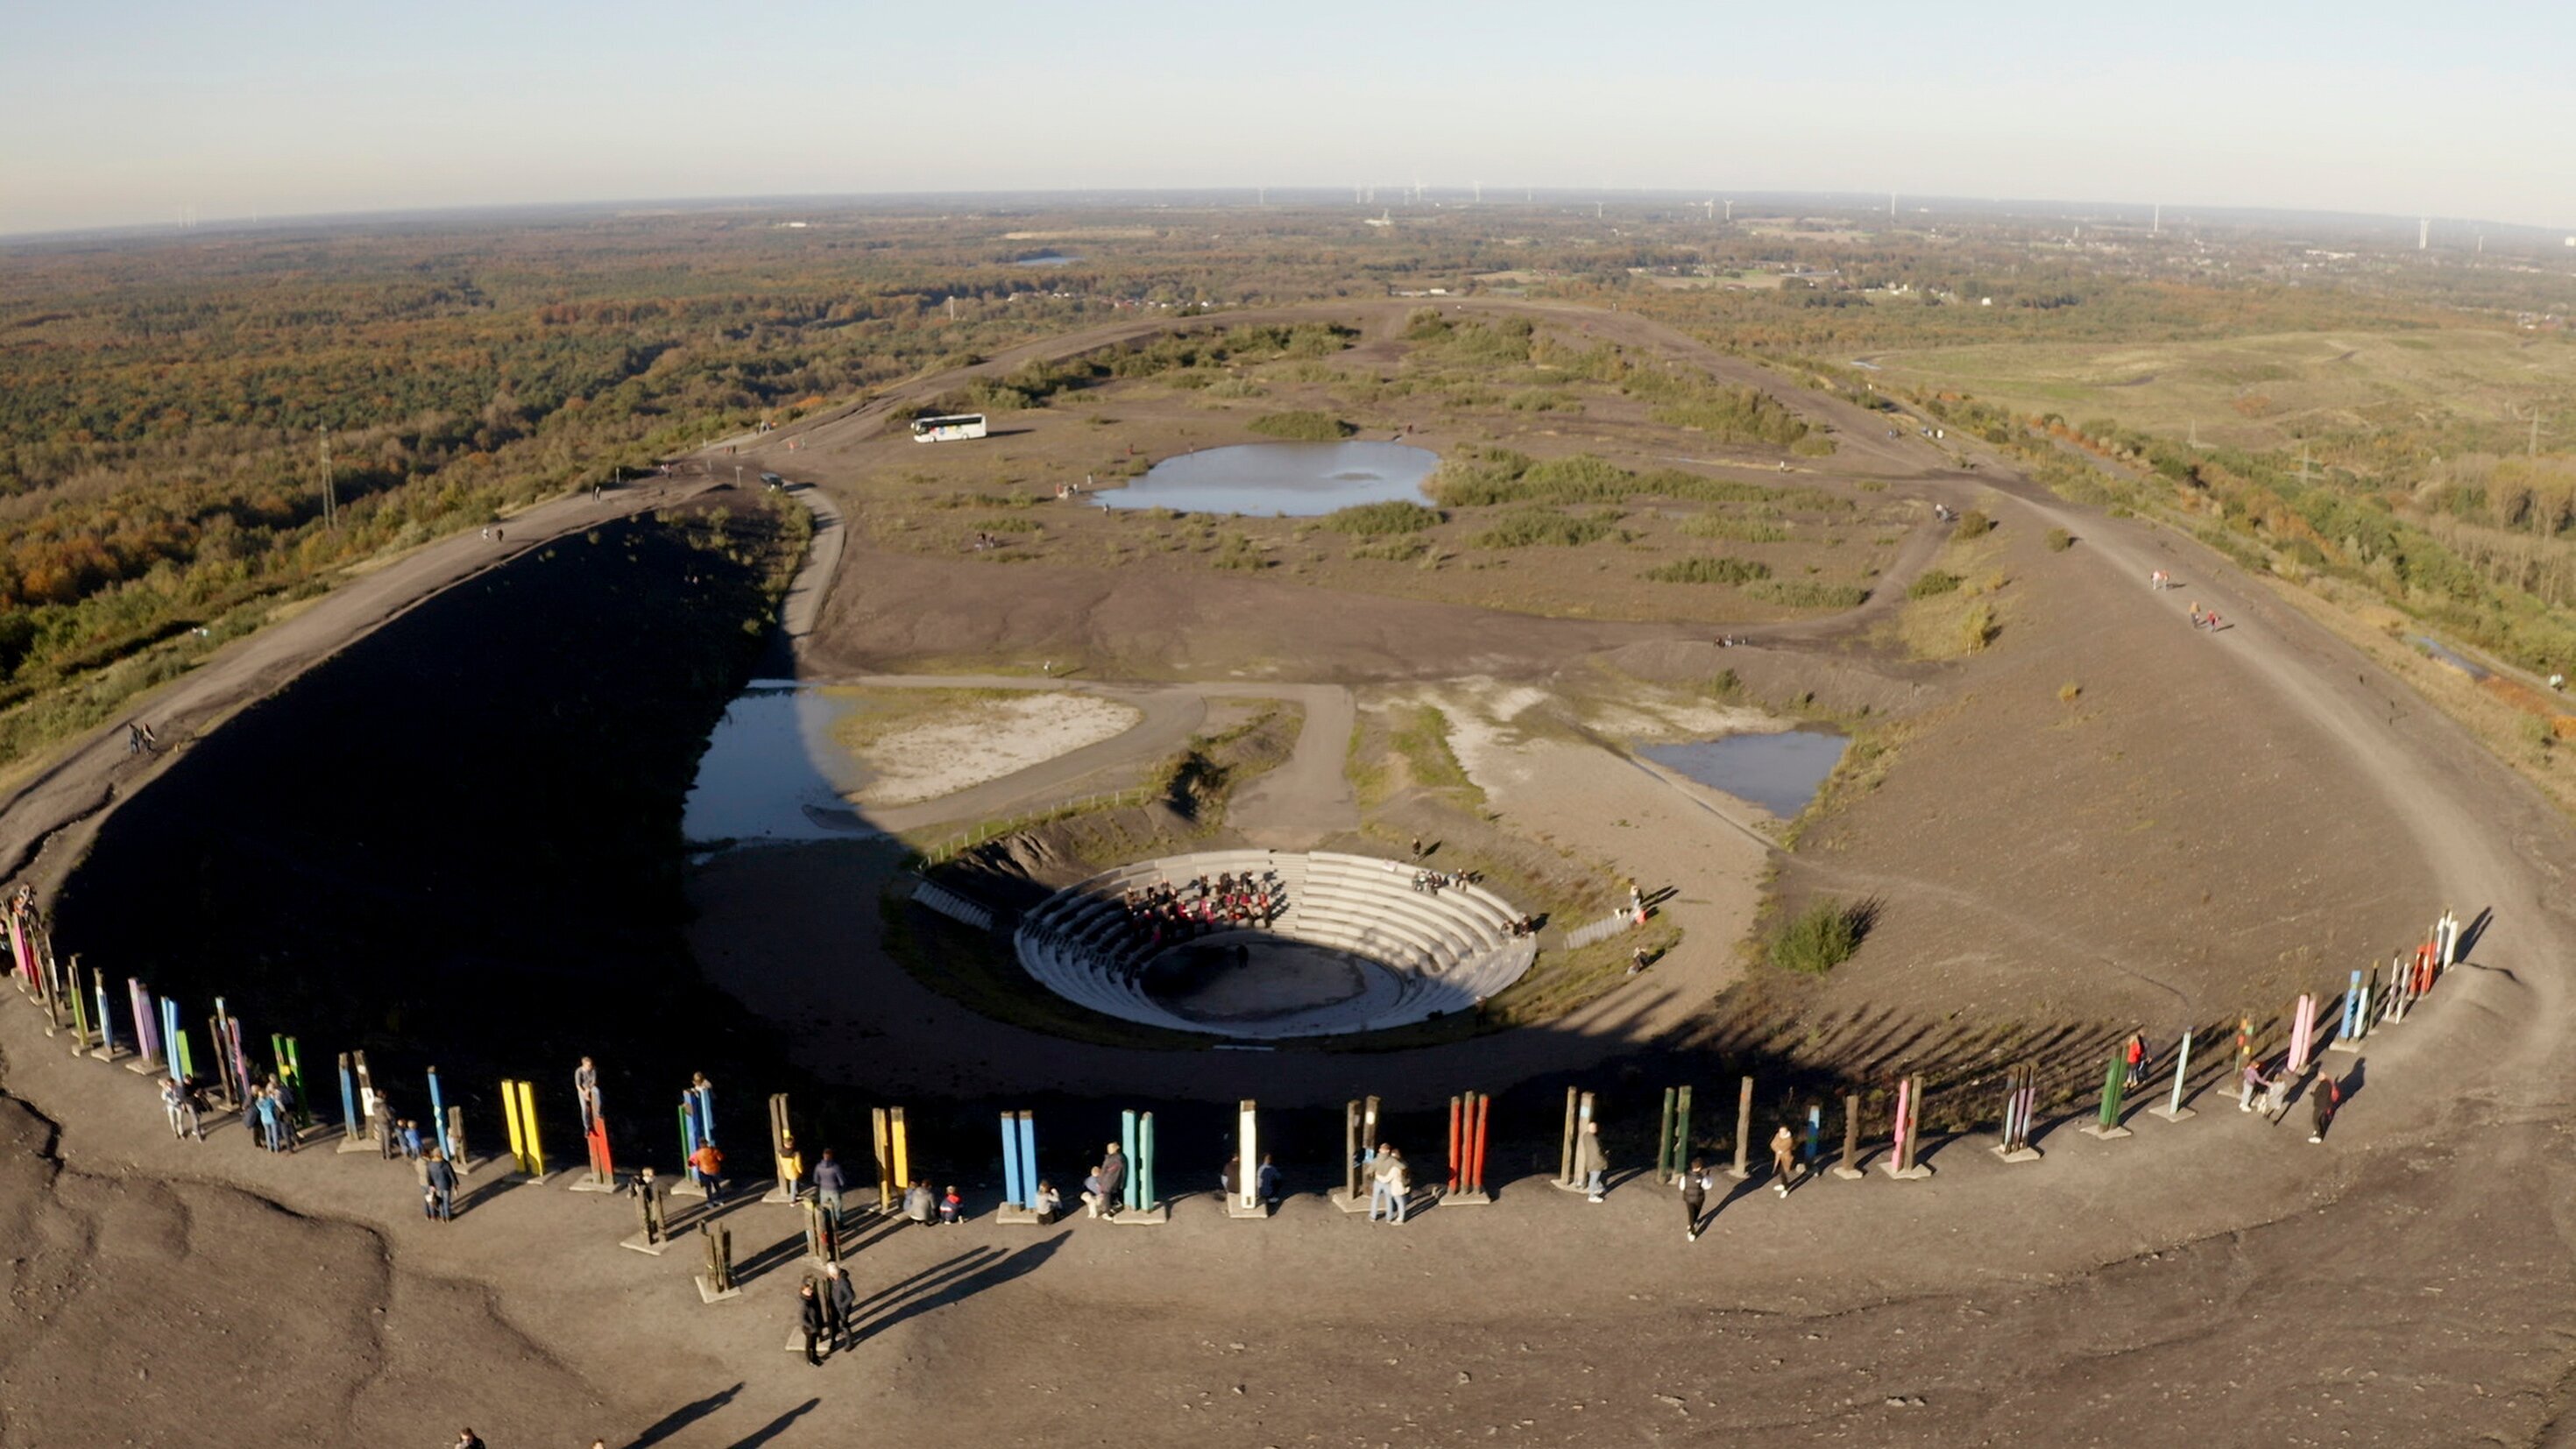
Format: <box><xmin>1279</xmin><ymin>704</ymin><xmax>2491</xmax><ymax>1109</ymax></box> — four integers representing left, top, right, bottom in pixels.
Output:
<box><xmin>1097</xmin><ymin>441</ymin><xmax>1438</xmax><ymax>516</ymax></box>
<box><xmin>682</xmin><ymin>682</ymin><xmax>875</xmax><ymax>845</ymax></box>
<box><xmin>1641</xmin><ymin>729</ymin><xmax>1850</xmax><ymax>817</ymax></box>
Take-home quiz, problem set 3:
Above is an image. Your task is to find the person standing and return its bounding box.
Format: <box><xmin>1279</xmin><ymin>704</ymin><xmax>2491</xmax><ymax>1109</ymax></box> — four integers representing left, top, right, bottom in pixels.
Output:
<box><xmin>425</xmin><ymin>1149</ymin><xmax>457</xmax><ymax>1221</ymax></box>
<box><xmin>1769</xmin><ymin>1124</ymin><xmax>1798</xmax><ymax>1197</ymax></box>
<box><xmin>812</xmin><ymin>1149</ymin><xmax>846</xmax><ymax>1224</ymax></box>
<box><xmin>691</xmin><ymin>1139</ymin><xmax>725</xmax><ymax>1205</ymax></box>
<box><xmin>1575</xmin><ymin>1120</ymin><xmax>1609</xmax><ymax>1202</ymax></box>
<box><xmin>1256</xmin><ymin>1153</ymin><xmax>1282</xmax><ymax>1207</ymax></box>
<box><xmin>1680</xmin><ymin>1156</ymin><xmax>1711</xmax><ymax>1241</ymax></box>
<box><xmin>1085</xmin><ymin>1142</ymin><xmax>1126</xmax><ymax>1219</ymax></box>
<box><xmin>1379</xmin><ymin>1149</ymin><xmax>1411</xmax><ymax>1225</ymax></box>
<box><xmin>796</xmin><ymin>1279</ymin><xmax>826</xmax><ymax>1367</ymax></box>
<box><xmin>159</xmin><ymin>1078</ymin><xmax>187</xmax><ymax>1139</ymax></box>
<box><xmin>574</xmin><ymin>1057</ymin><xmax>600</xmax><ymax>1131</ymax></box>
<box><xmin>2124</xmin><ymin>1032</ymin><xmax>2148</xmax><ymax>1089</ymax></box>
<box><xmin>821</xmin><ymin>1262</ymin><xmax>857</xmax><ymax>1353</ymax></box>
<box><xmin>2239</xmin><ymin>1059</ymin><xmax>2266</xmax><ymax>1113</ymax></box>
<box><xmin>2309</xmin><ymin>1071</ymin><xmax>2343</xmax><ymax>1144</ymax></box>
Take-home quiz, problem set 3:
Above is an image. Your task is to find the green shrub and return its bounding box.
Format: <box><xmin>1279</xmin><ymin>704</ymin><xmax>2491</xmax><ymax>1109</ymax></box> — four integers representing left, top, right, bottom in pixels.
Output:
<box><xmin>1321</xmin><ymin>500</ymin><xmax>1442</xmax><ymax>535</ymax></box>
<box><xmin>1681</xmin><ymin>512</ymin><xmax>1789</xmax><ymax>543</ymax></box>
<box><xmin>1247</xmin><ymin>411</ymin><xmax>1356</xmax><ymax>441</ymax></box>
<box><xmin>1747</xmin><ymin>579</ymin><xmax>1870</xmax><ymax>609</ymax></box>
<box><xmin>1350</xmin><ymin>535</ymin><xmax>1431</xmax><ymax>562</ymax></box>
<box><xmin>1907</xmin><ymin>569</ymin><xmax>1963</xmax><ymax>599</ymax></box>
<box><xmin>2045</xmin><ymin>527</ymin><xmax>2074</xmax><ymax>552</ymax></box>
<box><xmin>1955</xmin><ymin>509</ymin><xmax>1995</xmax><ymax>538</ymax></box>
<box><xmin>1645</xmin><ymin>556</ymin><xmax>1772</xmax><ymax>584</ymax></box>
<box><xmin>1767</xmin><ymin>899</ymin><xmax>1871</xmax><ymax>974</ymax></box>
<box><xmin>1473</xmin><ymin>509</ymin><xmax>1615</xmax><ymax>548</ymax></box>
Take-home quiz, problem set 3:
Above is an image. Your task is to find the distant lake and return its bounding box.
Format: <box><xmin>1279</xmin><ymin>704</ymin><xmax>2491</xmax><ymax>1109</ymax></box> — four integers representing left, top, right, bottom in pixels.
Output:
<box><xmin>1010</xmin><ymin>253</ymin><xmax>1082</xmax><ymax>267</ymax></box>
<box><xmin>1097</xmin><ymin>442</ymin><xmax>1438</xmax><ymax>516</ymax></box>
<box><xmin>682</xmin><ymin>682</ymin><xmax>873</xmax><ymax>845</ymax></box>
<box><xmin>1641</xmin><ymin>729</ymin><xmax>1849</xmax><ymax>817</ymax></box>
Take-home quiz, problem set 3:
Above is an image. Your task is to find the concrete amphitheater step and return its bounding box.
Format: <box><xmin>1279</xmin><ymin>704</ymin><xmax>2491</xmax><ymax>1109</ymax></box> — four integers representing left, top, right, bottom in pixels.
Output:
<box><xmin>1013</xmin><ymin>850</ymin><xmax>1538</xmax><ymax>1040</ymax></box>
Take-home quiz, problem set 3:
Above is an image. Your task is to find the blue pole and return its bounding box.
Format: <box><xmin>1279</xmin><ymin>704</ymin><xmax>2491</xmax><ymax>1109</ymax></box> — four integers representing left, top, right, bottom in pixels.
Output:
<box><xmin>160</xmin><ymin>999</ymin><xmax>181</xmax><ymax>1085</ymax></box>
<box><xmin>682</xmin><ymin>1101</ymin><xmax>702</xmax><ymax>1185</ymax></box>
<box><xmin>339</xmin><ymin>1058</ymin><xmax>358</xmax><ymax>1138</ymax></box>
<box><xmin>1016</xmin><ymin>1113</ymin><xmax>1037</xmax><ymax>1206</ymax></box>
<box><xmin>1121</xmin><ymin>1110</ymin><xmax>1139</xmax><ymax>1212</ymax></box>
<box><xmin>94</xmin><ymin>973</ymin><xmax>113</xmax><ymax>1055</ymax></box>
<box><xmin>1805</xmin><ymin>1103</ymin><xmax>1822</xmax><ymax>1163</ymax></box>
<box><xmin>428</xmin><ymin>1068</ymin><xmax>450</xmax><ymax>1157</ymax></box>
<box><xmin>1000</xmin><ymin>1113</ymin><xmax>1023</xmax><ymax>1207</ymax></box>
<box><xmin>693</xmin><ymin>1084</ymin><xmax>715</xmax><ymax>1148</ymax></box>
<box><xmin>2343</xmin><ymin>969</ymin><xmax>2363</xmax><ymax>1039</ymax></box>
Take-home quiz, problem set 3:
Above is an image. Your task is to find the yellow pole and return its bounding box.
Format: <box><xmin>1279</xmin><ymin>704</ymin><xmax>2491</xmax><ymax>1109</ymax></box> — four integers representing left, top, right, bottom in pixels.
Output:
<box><xmin>500</xmin><ymin>1078</ymin><xmax>528</xmax><ymax>1173</ymax></box>
<box><xmin>516</xmin><ymin>1080</ymin><xmax>544</xmax><ymax>1177</ymax></box>
<box><xmin>890</xmin><ymin>1106</ymin><xmax>909</xmax><ymax>1199</ymax></box>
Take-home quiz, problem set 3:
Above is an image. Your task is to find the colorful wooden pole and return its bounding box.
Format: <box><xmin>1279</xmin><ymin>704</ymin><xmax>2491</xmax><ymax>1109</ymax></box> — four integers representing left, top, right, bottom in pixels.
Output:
<box><xmin>427</xmin><ymin>1067</ymin><xmax>452</xmax><ymax>1157</ymax></box>
<box><xmin>338</xmin><ymin>1055</ymin><xmax>359</xmax><ymax>1142</ymax></box>
<box><xmin>1557</xmin><ymin>1087</ymin><xmax>1580</xmax><ymax>1188</ymax></box>
<box><xmin>1656</xmin><ymin>1088</ymin><xmax>1678</xmax><ymax>1184</ymax></box>
<box><xmin>679</xmin><ymin>1098</ymin><xmax>702</xmax><ymax>1189</ymax></box>
<box><xmin>1235</xmin><ymin>1101</ymin><xmax>1258</xmax><ymax>1214</ymax></box>
<box><xmin>1448</xmin><ymin>1095</ymin><xmax>1465</xmax><ymax>1192</ymax></box>
<box><xmin>1001</xmin><ymin>1112</ymin><xmax>1026</xmax><ymax>1209</ymax></box>
<box><xmin>1137</xmin><ymin>1110</ymin><xmax>1157</xmax><ymax>1212</ymax></box>
<box><xmin>502</xmin><ymin>1078</ymin><xmax>532</xmax><ymax>1173</ymax></box>
<box><xmin>1832</xmin><ymin>1092</ymin><xmax>1865</xmax><ymax>1179</ymax></box>
<box><xmin>159</xmin><ymin>998</ymin><xmax>183</xmax><ymax>1085</ymax></box>
<box><xmin>1728</xmin><ymin>1075</ymin><xmax>1754</xmax><ymax>1180</ymax></box>
<box><xmin>1996</xmin><ymin>1063</ymin><xmax>2042</xmax><ymax>1161</ymax></box>
<box><xmin>2085</xmin><ymin>1053</ymin><xmax>2133</xmax><ymax>1139</ymax></box>
<box><xmin>2150</xmin><ymin>1030</ymin><xmax>2196</xmax><ymax>1122</ymax></box>
<box><xmin>1468</xmin><ymin>1092</ymin><xmax>1491</xmax><ymax>1197</ymax></box>
<box><xmin>90</xmin><ymin>966</ymin><xmax>116</xmax><ymax>1059</ymax></box>
<box><xmin>130</xmin><ymin>980</ymin><xmax>161</xmax><ymax>1072</ymax></box>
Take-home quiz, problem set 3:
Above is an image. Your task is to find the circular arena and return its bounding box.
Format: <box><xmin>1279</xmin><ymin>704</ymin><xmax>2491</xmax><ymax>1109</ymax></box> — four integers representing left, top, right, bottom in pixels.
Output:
<box><xmin>1014</xmin><ymin>850</ymin><xmax>1537</xmax><ymax>1038</ymax></box>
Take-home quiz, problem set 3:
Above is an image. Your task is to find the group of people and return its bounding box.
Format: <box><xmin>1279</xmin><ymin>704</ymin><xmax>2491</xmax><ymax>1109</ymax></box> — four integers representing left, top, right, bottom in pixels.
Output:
<box><xmin>1361</xmin><ymin>1143</ymin><xmax>1412</xmax><ymax>1223</ymax></box>
<box><xmin>123</xmin><ymin>721</ymin><xmax>159</xmax><ymax>755</ymax></box>
<box><xmin>1408</xmin><ymin>868</ymin><xmax>1475</xmax><ymax>895</ymax></box>
<box><xmin>900</xmin><ymin>1178</ymin><xmax>968</xmax><ymax>1226</ymax></box>
<box><xmin>243</xmin><ymin>1076</ymin><xmax>300</xmax><ymax>1153</ymax></box>
<box><xmin>2239</xmin><ymin>1057</ymin><xmax>2346</xmax><ymax>1142</ymax></box>
<box><xmin>2188</xmin><ymin>600</ymin><xmax>2226</xmax><ymax>631</ymax></box>
<box><xmin>792</xmin><ymin>1262</ymin><xmax>862</xmax><ymax>1367</ymax></box>
<box><xmin>1112</xmin><ymin>872</ymin><xmax>1286</xmax><ymax>953</ymax></box>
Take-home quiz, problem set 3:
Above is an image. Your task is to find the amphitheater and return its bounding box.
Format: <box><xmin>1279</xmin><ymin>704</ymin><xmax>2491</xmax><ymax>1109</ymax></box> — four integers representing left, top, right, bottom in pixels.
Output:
<box><xmin>1013</xmin><ymin>850</ymin><xmax>1537</xmax><ymax>1038</ymax></box>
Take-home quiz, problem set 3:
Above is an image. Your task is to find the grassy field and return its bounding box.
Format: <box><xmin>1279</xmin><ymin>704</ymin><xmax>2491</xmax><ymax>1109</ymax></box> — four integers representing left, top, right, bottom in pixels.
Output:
<box><xmin>1870</xmin><ymin>328</ymin><xmax>2576</xmax><ymax>454</ymax></box>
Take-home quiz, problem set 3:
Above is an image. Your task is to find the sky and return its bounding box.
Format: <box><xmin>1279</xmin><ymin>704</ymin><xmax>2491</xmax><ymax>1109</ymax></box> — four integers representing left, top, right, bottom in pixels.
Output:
<box><xmin>4</xmin><ymin>0</ymin><xmax>2572</xmax><ymax>236</ymax></box>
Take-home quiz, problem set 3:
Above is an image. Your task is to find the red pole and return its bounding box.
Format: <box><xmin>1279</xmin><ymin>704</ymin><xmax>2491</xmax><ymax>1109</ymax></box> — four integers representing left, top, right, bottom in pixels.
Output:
<box><xmin>1447</xmin><ymin>1095</ymin><xmax>1462</xmax><ymax>1191</ymax></box>
<box><xmin>1469</xmin><ymin>1095</ymin><xmax>1491</xmax><ymax>1193</ymax></box>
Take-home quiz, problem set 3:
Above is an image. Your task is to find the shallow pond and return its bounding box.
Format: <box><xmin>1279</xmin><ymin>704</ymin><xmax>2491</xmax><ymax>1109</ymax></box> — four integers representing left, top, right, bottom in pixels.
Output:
<box><xmin>1640</xmin><ymin>729</ymin><xmax>1850</xmax><ymax>817</ymax></box>
<box><xmin>1097</xmin><ymin>441</ymin><xmax>1437</xmax><ymax>516</ymax></box>
<box><xmin>681</xmin><ymin>682</ymin><xmax>875</xmax><ymax>845</ymax></box>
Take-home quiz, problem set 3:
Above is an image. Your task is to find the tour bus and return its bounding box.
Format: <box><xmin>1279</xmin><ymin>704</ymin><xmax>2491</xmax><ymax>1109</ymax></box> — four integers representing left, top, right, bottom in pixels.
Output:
<box><xmin>911</xmin><ymin>413</ymin><xmax>988</xmax><ymax>443</ymax></box>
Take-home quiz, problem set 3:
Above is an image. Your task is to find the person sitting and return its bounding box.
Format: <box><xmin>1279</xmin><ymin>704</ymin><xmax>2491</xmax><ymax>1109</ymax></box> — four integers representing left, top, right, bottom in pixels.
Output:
<box><xmin>1032</xmin><ymin>1179</ymin><xmax>1063</xmax><ymax>1224</ymax></box>
<box><xmin>938</xmin><ymin>1185</ymin><xmax>964</xmax><ymax>1225</ymax></box>
<box><xmin>902</xmin><ymin>1178</ymin><xmax>935</xmax><ymax>1225</ymax></box>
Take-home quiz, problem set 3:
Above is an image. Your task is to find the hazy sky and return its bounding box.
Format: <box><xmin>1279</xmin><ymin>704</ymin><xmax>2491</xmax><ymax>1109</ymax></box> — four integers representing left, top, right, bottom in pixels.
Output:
<box><xmin>5</xmin><ymin>0</ymin><xmax>2572</xmax><ymax>236</ymax></box>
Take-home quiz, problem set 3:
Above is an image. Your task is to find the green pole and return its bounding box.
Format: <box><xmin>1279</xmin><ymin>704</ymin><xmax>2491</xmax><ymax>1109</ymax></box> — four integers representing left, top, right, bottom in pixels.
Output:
<box><xmin>1656</xmin><ymin>1088</ymin><xmax>1676</xmax><ymax>1183</ymax></box>
<box><xmin>1139</xmin><ymin>1111</ymin><xmax>1157</xmax><ymax>1211</ymax></box>
<box><xmin>2098</xmin><ymin>1054</ymin><xmax>2125</xmax><ymax>1128</ymax></box>
<box><xmin>1675</xmin><ymin>1085</ymin><xmax>1693</xmax><ymax>1175</ymax></box>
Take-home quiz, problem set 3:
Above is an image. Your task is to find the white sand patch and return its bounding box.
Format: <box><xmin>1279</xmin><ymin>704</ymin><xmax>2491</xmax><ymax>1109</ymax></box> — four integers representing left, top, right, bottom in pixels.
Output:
<box><xmin>853</xmin><ymin>694</ymin><xmax>1141</xmax><ymax>806</ymax></box>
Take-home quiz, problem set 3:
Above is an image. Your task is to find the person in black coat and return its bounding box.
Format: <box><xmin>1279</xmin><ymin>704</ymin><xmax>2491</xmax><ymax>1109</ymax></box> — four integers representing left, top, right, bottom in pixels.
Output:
<box><xmin>797</xmin><ymin>1278</ymin><xmax>826</xmax><ymax>1367</ymax></box>
<box><xmin>823</xmin><ymin>1262</ymin><xmax>859</xmax><ymax>1352</ymax></box>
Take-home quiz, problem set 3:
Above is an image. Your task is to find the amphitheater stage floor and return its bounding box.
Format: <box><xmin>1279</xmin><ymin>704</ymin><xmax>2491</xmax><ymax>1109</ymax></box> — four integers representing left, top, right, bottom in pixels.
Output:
<box><xmin>1143</xmin><ymin>936</ymin><xmax>1384</xmax><ymax>1023</ymax></box>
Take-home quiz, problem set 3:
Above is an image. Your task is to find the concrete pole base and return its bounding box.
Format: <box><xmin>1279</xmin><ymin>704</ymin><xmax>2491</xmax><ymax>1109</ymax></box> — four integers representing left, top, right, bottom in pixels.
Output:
<box><xmin>2080</xmin><ymin>1122</ymin><xmax>2134</xmax><ymax>1141</ymax></box>
<box><xmin>1109</xmin><ymin>1203</ymin><xmax>1169</xmax><ymax>1226</ymax></box>
<box><xmin>993</xmin><ymin>1204</ymin><xmax>1044</xmax><ymax>1225</ymax></box>
<box><xmin>1879</xmin><ymin>1162</ymin><xmax>1934</xmax><ymax>1181</ymax></box>
<box><xmin>335</xmin><ymin>1135</ymin><xmax>379</xmax><ymax>1156</ymax></box>
<box><xmin>567</xmin><ymin>1174</ymin><xmax>620</xmax><ymax>1193</ymax></box>
<box><xmin>88</xmin><ymin>1044</ymin><xmax>126</xmax><ymax>1064</ymax></box>
<box><xmin>2325</xmin><ymin>1040</ymin><xmax>2362</xmax><ymax>1055</ymax></box>
<box><xmin>693</xmin><ymin>1276</ymin><xmax>741</xmax><ymax>1305</ymax></box>
<box><xmin>124</xmin><ymin>1058</ymin><xmax>166</xmax><ymax>1077</ymax></box>
<box><xmin>1992</xmin><ymin>1145</ymin><xmax>2043</xmax><ymax>1163</ymax></box>
<box><xmin>2146</xmin><ymin>1104</ymin><xmax>2197</xmax><ymax>1122</ymax></box>
<box><xmin>1830</xmin><ymin>1165</ymin><xmax>1867</xmax><ymax>1181</ymax></box>
<box><xmin>759</xmin><ymin>1184</ymin><xmax>798</xmax><ymax>1206</ymax></box>
<box><xmin>1333</xmin><ymin>1190</ymin><xmax>1377</xmax><ymax>1214</ymax></box>
<box><xmin>669</xmin><ymin>1181</ymin><xmax>708</xmax><ymax>1201</ymax></box>
<box><xmin>1442</xmin><ymin>1190</ymin><xmax>1495</xmax><ymax>1206</ymax></box>
<box><xmin>1223</xmin><ymin>1199</ymin><xmax>1271</xmax><ymax>1219</ymax></box>
<box><xmin>618</xmin><ymin>1232</ymin><xmax>675</xmax><ymax>1256</ymax></box>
